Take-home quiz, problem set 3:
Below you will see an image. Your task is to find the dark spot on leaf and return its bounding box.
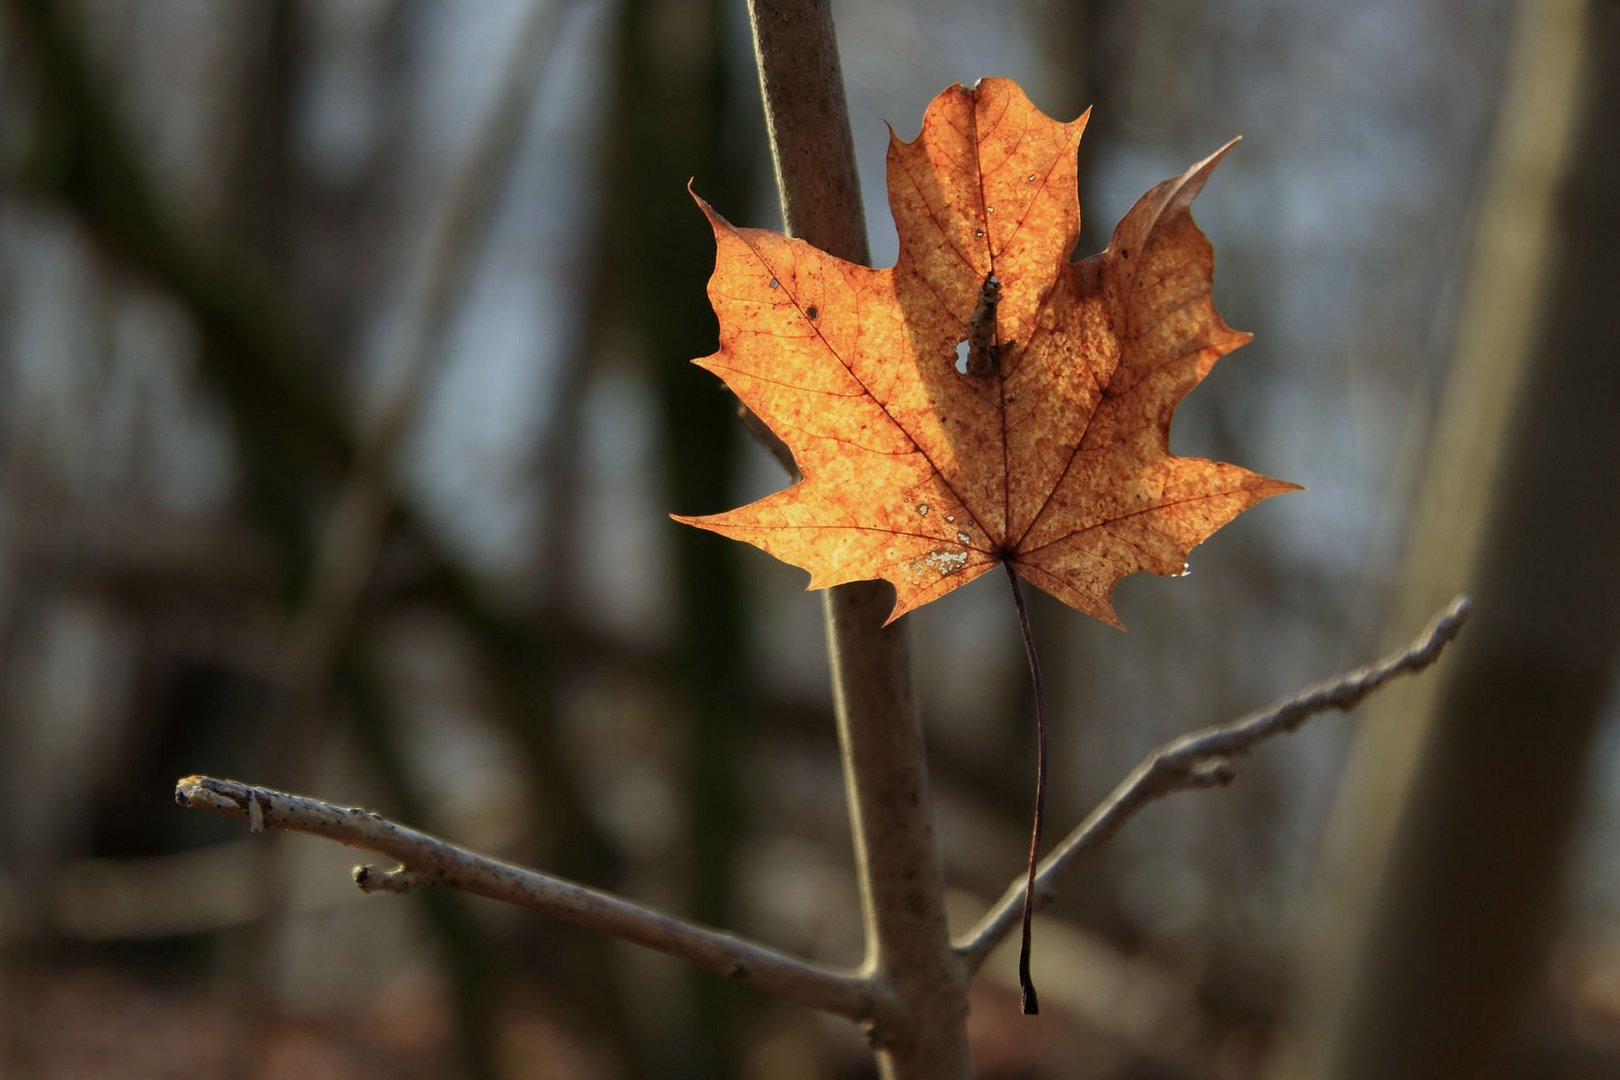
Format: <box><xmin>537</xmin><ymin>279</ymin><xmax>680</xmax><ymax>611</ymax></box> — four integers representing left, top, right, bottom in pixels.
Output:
<box><xmin>806</xmin><ymin>306</ymin><xmax>819</xmax><ymax>319</ymax></box>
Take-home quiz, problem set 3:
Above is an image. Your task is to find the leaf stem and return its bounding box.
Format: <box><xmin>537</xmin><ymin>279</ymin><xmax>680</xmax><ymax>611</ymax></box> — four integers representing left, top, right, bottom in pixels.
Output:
<box><xmin>1003</xmin><ymin>560</ymin><xmax>1047</xmax><ymax>1015</ymax></box>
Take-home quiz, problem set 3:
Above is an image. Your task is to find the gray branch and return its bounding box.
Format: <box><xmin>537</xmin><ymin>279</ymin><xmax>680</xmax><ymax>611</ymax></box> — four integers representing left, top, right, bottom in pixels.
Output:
<box><xmin>956</xmin><ymin>595</ymin><xmax>1472</xmax><ymax>973</ymax></box>
<box><xmin>173</xmin><ymin>594</ymin><xmax>1468</xmax><ymax>1032</ymax></box>
<box><xmin>173</xmin><ymin>775</ymin><xmax>878</xmax><ymax>1023</ymax></box>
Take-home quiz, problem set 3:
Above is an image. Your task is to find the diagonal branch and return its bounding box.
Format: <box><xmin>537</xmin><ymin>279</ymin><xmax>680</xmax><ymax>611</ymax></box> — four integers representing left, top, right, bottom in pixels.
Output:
<box><xmin>173</xmin><ymin>775</ymin><xmax>879</xmax><ymax>1023</ymax></box>
<box><xmin>956</xmin><ymin>595</ymin><xmax>1471</xmax><ymax>973</ymax></box>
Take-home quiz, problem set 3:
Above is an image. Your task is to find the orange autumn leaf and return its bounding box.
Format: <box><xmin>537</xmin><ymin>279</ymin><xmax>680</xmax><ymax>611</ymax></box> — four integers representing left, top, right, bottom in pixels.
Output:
<box><xmin>674</xmin><ymin>78</ymin><xmax>1298</xmax><ymax>626</ymax></box>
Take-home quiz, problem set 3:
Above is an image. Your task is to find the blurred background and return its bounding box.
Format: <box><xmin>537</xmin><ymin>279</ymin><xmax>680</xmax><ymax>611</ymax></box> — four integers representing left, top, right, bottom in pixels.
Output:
<box><xmin>1</xmin><ymin>0</ymin><xmax>1617</xmax><ymax>1077</ymax></box>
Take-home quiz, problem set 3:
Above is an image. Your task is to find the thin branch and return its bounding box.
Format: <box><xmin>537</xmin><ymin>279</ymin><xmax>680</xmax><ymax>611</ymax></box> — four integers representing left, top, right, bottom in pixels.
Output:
<box><xmin>173</xmin><ymin>775</ymin><xmax>878</xmax><ymax>1023</ymax></box>
<box><xmin>957</xmin><ymin>595</ymin><xmax>1472</xmax><ymax>973</ymax></box>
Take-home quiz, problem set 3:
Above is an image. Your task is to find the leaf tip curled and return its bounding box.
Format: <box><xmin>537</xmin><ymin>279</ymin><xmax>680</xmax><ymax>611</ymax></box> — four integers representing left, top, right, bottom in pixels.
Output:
<box><xmin>1177</xmin><ymin>136</ymin><xmax>1243</xmax><ymax>201</ymax></box>
<box><xmin>689</xmin><ymin>187</ymin><xmax>748</xmax><ymax>246</ymax></box>
<box><xmin>687</xmin><ymin>179</ymin><xmax>717</xmax><ymax>220</ymax></box>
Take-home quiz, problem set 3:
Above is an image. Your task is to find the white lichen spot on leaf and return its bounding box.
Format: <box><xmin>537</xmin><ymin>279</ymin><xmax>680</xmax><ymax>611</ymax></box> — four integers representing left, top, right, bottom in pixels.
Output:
<box><xmin>922</xmin><ymin>547</ymin><xmax>970</xmax><ymax>576</ymax></box>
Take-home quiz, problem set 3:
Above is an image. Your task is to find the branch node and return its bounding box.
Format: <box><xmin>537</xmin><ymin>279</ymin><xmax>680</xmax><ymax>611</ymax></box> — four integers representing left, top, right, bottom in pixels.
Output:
<box><xmin>354</xmin><ymin>864</ymin><xmax>417</xmax><ymax>894</ymax></box>
<box><xmin>1189</xmin><ymin>757</ymin><xmax>1236</xmax><ymax>787</ymax></box>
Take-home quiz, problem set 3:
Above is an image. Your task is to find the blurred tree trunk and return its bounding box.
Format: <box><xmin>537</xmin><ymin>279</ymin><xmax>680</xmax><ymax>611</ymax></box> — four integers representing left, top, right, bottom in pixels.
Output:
<box><xmin>1274</xmin><ymin>3</ymin><xmax>1620</xmax><ymax>1077</ymax></box>
<box><xmin>604</xmin><ymin>2</ymin><xmax>759</xmax><ymax>1076</ymax></box>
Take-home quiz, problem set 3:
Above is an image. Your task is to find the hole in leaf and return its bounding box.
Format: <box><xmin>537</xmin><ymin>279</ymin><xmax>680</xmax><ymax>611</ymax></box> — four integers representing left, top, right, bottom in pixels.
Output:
<box><xmin>806</xmin><ymin>306</ymin><xmax>819</xmax><ymax>319</ymax></box>
<box><xmin>954</xmin><ymin>340</ymin><xmax>971</xmax><ymax>374</ymax></box>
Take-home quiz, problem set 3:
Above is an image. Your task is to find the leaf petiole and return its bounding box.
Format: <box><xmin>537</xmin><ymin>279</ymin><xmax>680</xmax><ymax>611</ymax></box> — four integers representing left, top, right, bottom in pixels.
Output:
<box><xmin>1003</xmin><ymin>560</ymin><xmax>1047</xmax><ymax>1015</ymax></box>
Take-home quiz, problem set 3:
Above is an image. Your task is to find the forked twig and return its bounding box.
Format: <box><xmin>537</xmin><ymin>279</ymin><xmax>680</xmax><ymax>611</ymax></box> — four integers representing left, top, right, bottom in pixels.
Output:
<box><xmin>956</xmin><ymin>595</ymin><xmax>1471</xmax><ymax>972</ymax></box>
<box><xmin>173</xmin><ymin>775</ymin><xmax>877</xmax><ymax>1023</ymax></box>
<box><xmin>172</xmin><ymin>598</ymin><xmax>1466</xmax><ymax>1030</ymax></box>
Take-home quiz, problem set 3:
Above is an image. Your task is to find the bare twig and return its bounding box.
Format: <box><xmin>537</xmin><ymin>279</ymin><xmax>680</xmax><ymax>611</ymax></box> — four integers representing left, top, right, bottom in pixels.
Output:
<box><xmin>173</xmin><ymin>775</ymin><xmax>877</xmax><ymax>1023</ymax></box>
<box><xmin>956</xmin><ymin>595</ymin><xmax>1471</xmax><ymax>973</ymax></box>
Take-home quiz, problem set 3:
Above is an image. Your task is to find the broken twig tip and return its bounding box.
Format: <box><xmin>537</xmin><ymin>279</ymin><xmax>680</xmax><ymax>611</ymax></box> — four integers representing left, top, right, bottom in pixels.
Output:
<box><xmin>173</xmin><ymin>775</ymin><xmax>205</xmax><ymax>807</ymax></box>
<box><xmin>354</xmin><ymin>864</ymin><xmax>417</xmax><ymax>894</ymax></box>
<box><xmin>1191</xmin><ymin>758</ymin><xmax>1236</xmax><ymax>786</ymax></box>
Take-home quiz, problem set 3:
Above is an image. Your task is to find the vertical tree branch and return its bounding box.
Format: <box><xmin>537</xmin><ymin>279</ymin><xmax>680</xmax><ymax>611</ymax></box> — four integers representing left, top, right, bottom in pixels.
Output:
<box><xmin>745</xmin><ymin>4</ymin><xmax>973</xmax><ymax>1076</ymax></box>
<box><xmin>1278</xmin><ymin>3</ymin><xmax>1620</xmax><ymax>1076</ymax></box>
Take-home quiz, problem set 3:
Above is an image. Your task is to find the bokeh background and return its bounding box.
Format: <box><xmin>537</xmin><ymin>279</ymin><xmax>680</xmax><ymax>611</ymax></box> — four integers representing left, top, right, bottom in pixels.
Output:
<box><xmin>2</xmin><ymin>1</ymin><xmax>1617</xmax><ymax>1077</ymax></box>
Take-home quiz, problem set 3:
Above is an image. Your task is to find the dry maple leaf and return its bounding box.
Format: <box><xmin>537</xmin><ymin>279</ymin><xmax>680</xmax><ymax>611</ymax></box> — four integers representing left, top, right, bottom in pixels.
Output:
<box><xmin>674</xmin><ymin>77</ymin><xmax>1298</xmax><ymax>627</ymax></box>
